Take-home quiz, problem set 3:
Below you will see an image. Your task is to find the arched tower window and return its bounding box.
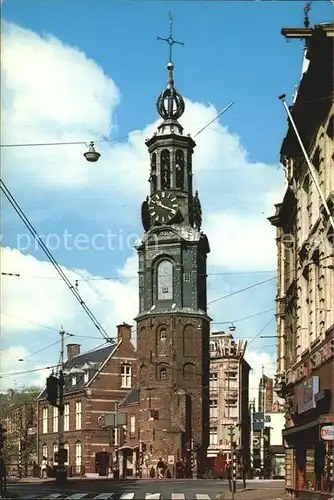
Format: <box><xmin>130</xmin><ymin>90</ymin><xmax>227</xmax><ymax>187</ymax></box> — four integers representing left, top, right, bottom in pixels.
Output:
<box><xmin>150</xmin><ymin>153</ymin><xmax>157</xmax><ymax>191</ymax></box>
<box><xmin>157</xmin><ymin>260</ymin><xmax>173</xmax><ymax>300</ymax></box>
<box><xmin>175</xmin><ymin>149</ymin><xmax>185</xmax><ymax>190</ymax></box>
<box><xmin>161</xmin><ymin>149</ymin><xmax>171</xmax><ymax>189</ymax></box>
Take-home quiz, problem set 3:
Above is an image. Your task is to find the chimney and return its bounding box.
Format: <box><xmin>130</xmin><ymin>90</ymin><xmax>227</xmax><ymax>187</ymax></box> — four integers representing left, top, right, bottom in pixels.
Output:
<box><xmin>117</xmin><ymin>322</ymin><xmax>132</xmax><ymax>343</ymax></box>
<box><xmin>67</xmin><ymin>343</ymin><xmax>80</xmax><ymax>360</ymax></box>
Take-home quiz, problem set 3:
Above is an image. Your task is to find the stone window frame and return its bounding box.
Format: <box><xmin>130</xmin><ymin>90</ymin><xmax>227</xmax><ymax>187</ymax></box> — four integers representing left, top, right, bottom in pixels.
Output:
<box><xmin>160</xmin><ymin>367</ymin><xmax>168</xmax><ymax>380</ymax></box>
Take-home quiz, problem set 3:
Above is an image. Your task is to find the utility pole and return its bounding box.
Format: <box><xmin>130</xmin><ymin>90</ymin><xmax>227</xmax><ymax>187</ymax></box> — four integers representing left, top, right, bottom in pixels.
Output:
<box><xmin>228</xmin><ymin>425</ymin><xmax>236</xmax><ymax>498</ymax></box>
<box><xmin>249</xmin><ymin>399</ymin><xmax>255</xmax><ymax>479</ymax></box>
<box><xmin>55</xmin><ymin>328</ymin><xmax>66</xmax><ymax>485</ymax></box>
<box><xmin>260</xmin><ymin>366</ymin><xmax>265</xmax><ymax>480</ymax></box>
<box><xmin>114</xmin><ymin>402</ymin><xmax>119</xmax><ymax>479</ymax></box>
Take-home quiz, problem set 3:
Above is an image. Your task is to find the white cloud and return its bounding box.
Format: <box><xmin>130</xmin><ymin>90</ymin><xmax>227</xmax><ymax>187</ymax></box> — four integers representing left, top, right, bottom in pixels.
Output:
<box><xmin>1</xmin><ymin>22</ymin><xmax>284</xmax><ymax>390</ymax></box>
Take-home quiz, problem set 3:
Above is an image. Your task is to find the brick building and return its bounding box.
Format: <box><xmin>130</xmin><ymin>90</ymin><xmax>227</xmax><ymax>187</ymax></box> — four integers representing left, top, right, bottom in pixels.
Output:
<box><xmin>269</xmin><ymin>21</ymin><xmax>334</xmax><ymax>499</ymax></box>
<box><xmin>36</xmin><ymin>323</ymin><xmax>136</xmax><ymax>476</ymax></box>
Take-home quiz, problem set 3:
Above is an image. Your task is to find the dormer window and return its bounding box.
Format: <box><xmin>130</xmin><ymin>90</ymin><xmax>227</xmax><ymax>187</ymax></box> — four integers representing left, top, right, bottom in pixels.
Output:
<box><xmin>72</xmin><ymin>375</ymin><xmax>77</xmax><ymax>386</ymax></box>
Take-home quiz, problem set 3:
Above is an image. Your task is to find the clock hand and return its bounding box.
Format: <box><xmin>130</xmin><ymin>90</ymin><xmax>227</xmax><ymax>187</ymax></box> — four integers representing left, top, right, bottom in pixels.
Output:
<box><xmin>160</xmin><ymin>204</ymin><xmax>176</xmax><ymax>212</ymax></box>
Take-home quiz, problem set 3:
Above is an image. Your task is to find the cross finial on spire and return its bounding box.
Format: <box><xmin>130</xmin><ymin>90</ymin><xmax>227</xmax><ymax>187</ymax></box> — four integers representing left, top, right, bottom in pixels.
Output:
<box><xmin>157</xmin><ymin>12</ymin><xmax>184</xmax><ymax>63</ymax></box>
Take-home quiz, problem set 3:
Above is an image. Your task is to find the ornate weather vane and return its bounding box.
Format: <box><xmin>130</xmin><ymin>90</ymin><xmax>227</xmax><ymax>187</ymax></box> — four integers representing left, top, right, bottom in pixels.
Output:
<box><xmin>303</xmin><ymin>2</ymin><xmax>312</xmax><ymax>28</ymax></box>
<box><xmin>157</xmin><ymin>12</ymin><xmax>184</xmax><ymax>63</ymax></box>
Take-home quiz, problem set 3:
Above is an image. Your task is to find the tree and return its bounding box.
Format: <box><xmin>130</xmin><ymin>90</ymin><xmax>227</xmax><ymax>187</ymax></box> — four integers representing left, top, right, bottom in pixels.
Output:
<box><xmin>0</xmin><ymin>386</ymin><xmax>41</xmax><ymax>469</ymax></box>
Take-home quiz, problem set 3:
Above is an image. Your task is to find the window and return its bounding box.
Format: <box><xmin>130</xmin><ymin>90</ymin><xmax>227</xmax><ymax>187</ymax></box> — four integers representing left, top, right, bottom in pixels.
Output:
<box><xmin>160</xmin><ymin>328</ymin><xmax>167</xmax><ymax>340</ymax></box>
<box><xmin>84</xmin><ymin>371</ymin><xmax>89</xmax><ymax>383</ymax></box>
<box><xmin>130</xmin><ymin>415</ymin><xmax>136</xmax><ymax>438</ymax></box>
<box><xmin>53</xmin><ymin>406</ymin><xmax>58</xmax><ymax>433</ymax></box>
<box><xmin>76</xmin><ymin>401</ymin><xmax>82</xmax><ymax>430</ymax></box>
<box><xmin>183</xmin><ymin>273</ymin><xmax>190</xmax><ymax>282</ymax></box>
<box><xmin>64</xmin><ymin>443</ymin><xmax>69</xmax><ymax>466</ymax></box>
<box><xmin>64</xmin><ymin>403</ymin><xmax>70</xmax><ymax>431</ymax></box>
<box><xmin>53</xmin><ymin>443</ymin><xmax>58</xmax><ymax>464</ymax></box>
<box><xmin>75</xmin><ymin>441</ymin><xmax>82</xmax><ymax>474</ymax></box>
<box><xmin>210</xmin><ymin>399</ymin><xmax>218</xmax><ymax>419</ymax></box>
<box><xmin>157</xmin><ymin>260</ymin><xmax>173</xmax><ymax>300</ymax></box>
<box><xmin>225</xmin><ymin>404</ymin><xmax>238</xmax><ymax>418</ymax></box>
<box><xmin>42</xmin><ymin>444</ymin><xmax>48</xmax><ymax>460</ymax></box>
<box><xmin>42</xmin><ymin>407</ymin><xmax>48</xmax><ymax>434</ymax></box>
<box><xmin>72</xmin><ymin>375</ymin><xmax>77</xmax><ymax>386</ymax></box>
<box><xmin>160</xmin><ymin>149</ymin><xmax>171</xmax><ymax>189</ymax></box>
<box><xmin>209</xmin><ymin>372</ymin><xmax>218</xmax><ymax>390</ymax></box>
<box><xmin>121</xmin><ymin>364</ymin><xmax>132</xmax><ymax>388</ymax></box>
<box><xmin>209</xmin><ymin>427</ymin><xmax>218</xmax><ymax>445</ymax></box>
<box><xmin>175</xmin><ymin>149</ymin><xmax>185</xmax><ymax>190</ymax></box>
<box><xmin>160</xmin><ymin>367</ymin><xmax>167</xmax><ymax>380</ymax></box>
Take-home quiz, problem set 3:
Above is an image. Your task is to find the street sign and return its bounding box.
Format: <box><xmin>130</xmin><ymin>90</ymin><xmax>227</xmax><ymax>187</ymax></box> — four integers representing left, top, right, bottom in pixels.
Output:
<box><xmin>321</xmin><ymin>425</ymin><xmax>334</xmax><ymax>441</ymax></box>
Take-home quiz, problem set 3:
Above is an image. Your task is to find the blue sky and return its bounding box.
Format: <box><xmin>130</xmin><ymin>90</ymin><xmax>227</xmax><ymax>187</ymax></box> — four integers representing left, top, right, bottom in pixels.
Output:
<box><xmin>1</xmin><ymin>0</ymin><xmax>332</xmax><ymax>395</ymax></box>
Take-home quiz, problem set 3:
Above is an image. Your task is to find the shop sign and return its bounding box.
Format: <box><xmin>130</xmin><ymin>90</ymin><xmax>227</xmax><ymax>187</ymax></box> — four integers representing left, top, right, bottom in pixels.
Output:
<box><xmin>321</xmin><ymin>425</ymin><xmax>334</xmax><ymax>441</ymax></box>
<box><xmin>296</xmin><ymin>376</ymin><xmax>319</xmax><ymax>414</ymax></box>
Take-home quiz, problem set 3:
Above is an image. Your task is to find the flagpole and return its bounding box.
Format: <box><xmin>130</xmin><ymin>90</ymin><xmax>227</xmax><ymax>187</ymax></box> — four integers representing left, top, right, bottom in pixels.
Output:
<box><xmin>279</xmin><ymin>94</ymin><xmax>334</xmax><ymax>232</ymax></box>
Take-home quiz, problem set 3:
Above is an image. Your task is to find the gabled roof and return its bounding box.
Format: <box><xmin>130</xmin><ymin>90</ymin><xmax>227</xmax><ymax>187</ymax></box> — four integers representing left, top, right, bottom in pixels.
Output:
<box><xmin>38</xmin><ymin>343</ymin><xmax>118</xmax><ymax>400</ymax></box>
<box><xmin>118</xmin><ymin>388</ymin><xmax>139</xmax><ymax>407</ymax></box>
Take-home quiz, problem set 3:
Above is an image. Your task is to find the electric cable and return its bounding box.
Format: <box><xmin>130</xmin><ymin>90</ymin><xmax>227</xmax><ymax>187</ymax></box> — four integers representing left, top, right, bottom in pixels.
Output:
<box><xmin>0</xmin><ymin>312</ymin><xmax>112</xmax><ymax>340</ymax></box>
<box><xmin>248</xmin><ymin>317</ymin><xmax>275</xmax><ymax>347</ymax></box>
<box><xmin>0</xmin><ymin>179</ymin><xmax>113</xmax><ymax>343</ymax></box>
<box><xmin>0</xmin><ymin>365</ymin><xmax>59</xmax><ymax>378</ymax></box>
<box><xmin>0</xmin><ymin>269</ymin><xmax>276</xmax><ymax>281</ymax></box>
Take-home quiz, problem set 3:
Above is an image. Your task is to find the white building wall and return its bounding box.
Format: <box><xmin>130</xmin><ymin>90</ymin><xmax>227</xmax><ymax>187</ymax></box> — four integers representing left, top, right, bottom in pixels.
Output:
<box><xmin>265</xmin><ymin>413</ymin><xmax>285</xmax><ymax>447</ymax></box>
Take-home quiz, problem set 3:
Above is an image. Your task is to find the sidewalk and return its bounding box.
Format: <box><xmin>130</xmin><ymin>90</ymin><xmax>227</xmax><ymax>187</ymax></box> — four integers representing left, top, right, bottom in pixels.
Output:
<box><xmin>218</xmin><ymin>487</ymin><xmax>285</xmax><ymax>499</ymax></box>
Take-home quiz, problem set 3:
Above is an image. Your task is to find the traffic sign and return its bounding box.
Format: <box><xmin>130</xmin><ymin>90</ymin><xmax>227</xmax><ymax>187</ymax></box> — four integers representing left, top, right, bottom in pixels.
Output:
<box><xmin>321</xmin><ymin>425</ymin><xmax>334</xmax><ymax>441</ymax></box>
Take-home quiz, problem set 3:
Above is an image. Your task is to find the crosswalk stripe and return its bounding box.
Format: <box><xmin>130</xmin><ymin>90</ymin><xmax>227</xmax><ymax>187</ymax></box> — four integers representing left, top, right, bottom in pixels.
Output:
<box><xmin>119</xmin><ymin>494</ymin><xmax>135</xmax><ymax>500</ymax></box>
<box><xmin>196</xmin><ymin>495</ymin><xmax>211</xmax><ymax>500</ymax></box>
<box><xmin>171</xmin><ymin>494</ymin><xmax>185</xmax><ymax>500</ymax></box>
<box><xmin>48</xmin><ymin>495</ymin><xmax>65</xmax><ymax>499</ymax></box>
<box><xmin>69</xmin><ymin>494</ymin><xmax>90</xmax><ymax>499</ymax></box>
<box><xmin>145</xmin><ymin>494</ymin><xmax>161</xmax><ymax>500</ymax></box>
<box><xmin>93</xmin><ymin>494</ymin><xmax>115</xmax><ymax>499</ymax></box>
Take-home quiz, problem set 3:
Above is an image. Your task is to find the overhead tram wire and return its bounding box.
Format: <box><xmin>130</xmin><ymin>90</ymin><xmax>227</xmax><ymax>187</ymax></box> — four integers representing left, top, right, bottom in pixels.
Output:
<box><xmin>0</xmin><ymin>312</ymin><xmax>111</xmax><ymax>340</ymax></box>
<box><xmin>0</xmin><ymin>179</ymin><xmax>112</xmax><ymax>343</ymax></box>
<box><xmin>1</xmin><ymin>269</ymin><xmax>277</xmax><ymax>281</ymax></box>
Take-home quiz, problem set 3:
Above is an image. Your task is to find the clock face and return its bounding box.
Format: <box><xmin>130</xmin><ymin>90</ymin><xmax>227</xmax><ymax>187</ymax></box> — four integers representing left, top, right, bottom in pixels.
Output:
<box><xmin>149</xmin><ymin>191</ymin><xmax>178</xmax><ymax>224</ymax></box>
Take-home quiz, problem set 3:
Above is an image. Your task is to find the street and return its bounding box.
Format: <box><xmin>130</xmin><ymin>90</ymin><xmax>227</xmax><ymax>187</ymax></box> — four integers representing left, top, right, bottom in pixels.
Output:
<box><xmin>5</xmin><ymin>478</ymin><xmax>285</xmax><ymax>499</ymax></box>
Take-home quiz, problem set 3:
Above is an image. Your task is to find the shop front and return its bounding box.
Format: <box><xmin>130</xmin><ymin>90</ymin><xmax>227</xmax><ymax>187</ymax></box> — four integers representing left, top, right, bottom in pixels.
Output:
<box><xmin>283</xmin><ymin>342</ymin><xmax>334</xmax><ymax>499</ymax></box>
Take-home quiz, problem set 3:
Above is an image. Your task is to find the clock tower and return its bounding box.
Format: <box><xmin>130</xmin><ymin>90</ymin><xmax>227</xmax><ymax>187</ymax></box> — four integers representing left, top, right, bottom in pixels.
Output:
<box><xmin>135</xmin><ymin>22</ymin><xmax>210</xmax><ymax>476</ymax></box>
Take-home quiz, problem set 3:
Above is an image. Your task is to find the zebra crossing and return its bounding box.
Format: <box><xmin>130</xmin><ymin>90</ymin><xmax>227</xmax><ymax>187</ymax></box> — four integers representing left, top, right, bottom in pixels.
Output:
<box><xmin>19</xmin><ymin>493</ymin><xmax>213</xmax><ymax>500</ymax></box>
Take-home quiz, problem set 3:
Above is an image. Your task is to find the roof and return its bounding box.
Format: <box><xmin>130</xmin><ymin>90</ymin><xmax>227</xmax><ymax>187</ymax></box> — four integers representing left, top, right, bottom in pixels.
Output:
<box><xmin>118</xmin><ymin>388</ymin><xmax>139</xmax><ymax>407</ymax></box>
<box><xmin>281</xmin><ymin>23</ymin><xmax>333</xmax><ymax>158</ymax></box>
<box><xmin>38</xmin><ymin>343</ymin><xmax>118</xmax><ymax>400</ymax></box>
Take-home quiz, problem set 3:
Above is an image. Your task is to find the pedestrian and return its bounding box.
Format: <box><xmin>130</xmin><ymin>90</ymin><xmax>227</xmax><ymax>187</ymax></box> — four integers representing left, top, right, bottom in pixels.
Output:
<box><xmin>156</xmin><ymin>457</ymin><xmax>164</xmax><ymax>479</ymax></box>
<box><xmin>40</xmin><ymin>456</ymin><xmax>47</xmax><ymax>479</ymax></box>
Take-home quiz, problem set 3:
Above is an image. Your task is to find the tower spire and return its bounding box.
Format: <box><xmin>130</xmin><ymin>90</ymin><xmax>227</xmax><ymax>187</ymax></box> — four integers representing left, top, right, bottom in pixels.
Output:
<box><xmin>156</xmin><ymin>13</ymin><xmax>185</xmax><ymax>128</ymax></box>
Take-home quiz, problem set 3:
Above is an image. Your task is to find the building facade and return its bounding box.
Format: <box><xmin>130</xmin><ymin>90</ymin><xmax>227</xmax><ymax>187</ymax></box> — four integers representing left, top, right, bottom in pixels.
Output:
<box><xmin>37</xmin><ymin>324</ymin><xmax>137</xmax><ymax>476</ymax></box>
<box><xmin>207</xmin><ymin>332</ymin><xmax>250</xmax><ymax>470</ymax></box>
<box><xmin>133</xmin><ymin>51</ymin><xmax>210</xmax><ymax>475</ymax></box>
<box><xmin>269</xmin><ymin>22</ymin><xmax>334</xmax><ymax>499</ymax></box>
